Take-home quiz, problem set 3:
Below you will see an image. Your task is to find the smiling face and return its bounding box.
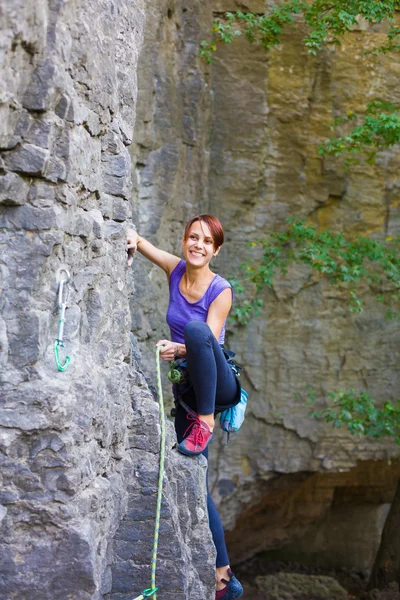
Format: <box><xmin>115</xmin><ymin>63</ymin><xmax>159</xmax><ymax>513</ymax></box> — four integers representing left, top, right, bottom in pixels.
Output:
<box><xmin>182</xmin><ymin>220</ymin><xmax>219</xmax><ymax>267</ymax></box>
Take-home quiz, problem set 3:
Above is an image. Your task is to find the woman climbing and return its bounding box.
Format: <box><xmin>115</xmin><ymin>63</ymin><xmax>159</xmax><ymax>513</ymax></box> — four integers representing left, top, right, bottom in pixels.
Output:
<box><xmin>127</xmin><ymin>215</ymin><xmax>243</xmax><ymax>600</ymax></box>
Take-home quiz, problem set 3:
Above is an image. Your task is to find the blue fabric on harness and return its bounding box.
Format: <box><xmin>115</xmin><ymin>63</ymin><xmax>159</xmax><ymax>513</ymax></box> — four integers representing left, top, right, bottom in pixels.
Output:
<box><xmin>219</xmin><ymin>388</ymin><xmax>248</xmax><ymax>434</ymax></box>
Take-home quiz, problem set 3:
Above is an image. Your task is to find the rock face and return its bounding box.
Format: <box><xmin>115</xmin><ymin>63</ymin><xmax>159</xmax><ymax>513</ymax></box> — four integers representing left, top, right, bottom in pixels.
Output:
<box><xmin>108</xmin><ymin>381</ymin><xmax>215</xmax><ymax>600</ymax></box>
<box><xmin>207</xmin><ymin>2</ymin><xmax>400</xmax><ymax>566</ymax></box>
<box><xmin>224</xmin><ymin>460</ymin><xmax>400</xmax><ymax>567</ymax></box>
<box><xmin>0</xmin><ymin>2</ymin><xmax>215</xmax><ymax>599</ymax></box>
<box><xmin>131</xmin><ymin>0</ymin><xmax>400</xmax><ymax>573</ymax></box>
<box><xmin>255</xmin><ymin>573</ymin><xmax>348</xmax><ymax>600</ymax></box>
<box><xmin>2</xmin><ymin>0</ymin><xmax>400</xmax><ymax>595</ymax></box>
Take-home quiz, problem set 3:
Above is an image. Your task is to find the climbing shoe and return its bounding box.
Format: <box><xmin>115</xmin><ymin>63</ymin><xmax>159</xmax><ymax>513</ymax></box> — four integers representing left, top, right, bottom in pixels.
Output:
<box><xmin>177</xmin><ymin>413</ymin><xmax>213</xmax><ymax>456</ymax></box>
<box><xmin>216</xmin><ymin>570</ymin><xmax>243</xmax><ymax>600</ymax></box>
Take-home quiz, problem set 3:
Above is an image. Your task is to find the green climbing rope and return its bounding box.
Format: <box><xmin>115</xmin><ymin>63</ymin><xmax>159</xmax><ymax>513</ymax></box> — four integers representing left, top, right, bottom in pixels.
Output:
<box><xmin>151</xmin><ymin>345</ymin><xmax>166</xmax><ymax>598</ymax></box>
<box><xmin>133</xmin><ymin>345</ymin><xmax>166</xmax><ymax>600</ymax></box>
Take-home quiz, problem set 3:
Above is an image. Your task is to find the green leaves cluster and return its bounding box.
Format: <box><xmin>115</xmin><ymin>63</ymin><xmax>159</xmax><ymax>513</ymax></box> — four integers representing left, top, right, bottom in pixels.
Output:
<box><xmin>231</xmin><ymin>220</ymin><xmax>400</xmax><ymax>324</ymax></box>
<box><xmin>368</xmin><ymin>25</ymin><xmax>400</xmax><ymax>55</ymax></box>
<box><xmin>308</xmin><ymin>390</ymin><xmax>400</xmax><ymax>444</ymax></box>
<box><xmin>200</xmin><ymin>1</ymin><xmax>305</xmax><ymax>62</ymax></box>
<box><xmin>319</xmin><ymin>100</ymin><xmax>400</xmax><ymax>164</ymax></box>
<box><xmin>200</xmin><ymin>0</ymin><xmax>400</xmax><ymax>61</ymax></box>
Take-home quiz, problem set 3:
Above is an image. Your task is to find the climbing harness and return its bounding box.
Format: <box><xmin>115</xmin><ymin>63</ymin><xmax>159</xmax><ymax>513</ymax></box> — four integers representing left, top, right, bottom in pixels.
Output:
<box><xmin>132</xmin><ymin>346</ymin><xmax>166</xmax><ymax>600</ymax></box>
<box><xmin>53</xmin><ymin>268</ymin><xmax>71</xmax><ymax>372</ymax></box>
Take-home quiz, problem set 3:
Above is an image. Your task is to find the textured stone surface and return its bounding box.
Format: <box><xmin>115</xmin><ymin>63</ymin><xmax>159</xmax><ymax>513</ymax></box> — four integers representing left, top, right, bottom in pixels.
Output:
<box><xmin>207</xmin><ymin>13</ymin><xmax>400</xmax><ymax>564</ymax></box>
<box><xmin>363</xmin><ymin>583</ymin><xmax>400</xmax><ymax>600</ymax></box>
<box><xmin>255</xmin><ymin>572</ymin><xmax>348</xmax><ymax>600</ymax></box>
<box><xmin>130</xmin><ymin>0</ymin><xmax>400</xmax><ymax>573</ymax></box>
<box><xmin>228</xmin><ymin>460</ymin><xmax>400</xmax><ymax>569</ymax></box>
<box><xmin>4</xmin><ymin>0</ymin><xmax>399</xmax><ymax>595</ymax></box>
<box><xmin>106</xmin><ymin>369</ymin><xmax>215</xmax><ymax>600</ymax></box>
<box><xmin>0</xmin><ymin>1</ymin><xmax>215</xmax><ymax>599</ymax></box>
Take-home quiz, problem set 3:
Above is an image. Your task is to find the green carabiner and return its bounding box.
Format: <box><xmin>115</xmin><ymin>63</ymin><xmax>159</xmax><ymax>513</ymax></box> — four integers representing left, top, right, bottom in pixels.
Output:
<box><xmin>142</xmin><ymin>587</ymin><xmax>158</xmax><ymax>597</ymax></box>
<box><xmin>54</xmin><ymin>340</ymin><xmax>71</xmax><ymax>372</ymax></box>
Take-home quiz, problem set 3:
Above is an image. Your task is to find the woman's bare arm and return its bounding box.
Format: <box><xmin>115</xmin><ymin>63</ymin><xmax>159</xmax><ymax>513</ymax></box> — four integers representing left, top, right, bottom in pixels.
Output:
<box><xmin>206</xmin><ymin>288</ymin><xmax>233</xmax><ymax>341</ymax></box>
<box><xmin>127</xmin><ymin>229</ymin><xmax>181</xmax><ymax>276</ymax></box>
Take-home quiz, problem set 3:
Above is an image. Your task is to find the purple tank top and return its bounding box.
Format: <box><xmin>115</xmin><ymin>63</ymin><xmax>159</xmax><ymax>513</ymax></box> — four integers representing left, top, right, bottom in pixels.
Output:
<box><xmin>166</xmin><ymin>260</ymin><xmax>232</xmax><ymax>344</ymax></box>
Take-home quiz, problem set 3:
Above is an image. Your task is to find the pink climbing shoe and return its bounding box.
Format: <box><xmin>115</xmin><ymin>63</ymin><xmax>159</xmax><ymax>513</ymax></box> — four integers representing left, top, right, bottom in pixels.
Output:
<box><xmin>177</xmin><ymin>413</ymin><xmax>213</xmax><ymax>456</ymax></box>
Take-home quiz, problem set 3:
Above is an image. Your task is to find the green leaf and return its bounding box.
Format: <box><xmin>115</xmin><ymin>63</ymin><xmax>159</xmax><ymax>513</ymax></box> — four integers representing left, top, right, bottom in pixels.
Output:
<box><xmin>201</xmin><ymin>1</ymin><xmax>400</xmax><ymax>61</ymax></box>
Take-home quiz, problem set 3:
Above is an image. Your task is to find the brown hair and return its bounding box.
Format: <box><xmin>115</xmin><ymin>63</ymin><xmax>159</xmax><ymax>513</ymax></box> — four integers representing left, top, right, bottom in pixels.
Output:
<box><xmin>183</xmin><ymin>215</ymin><xmax>224</xmax><ymax>250</ymax></box>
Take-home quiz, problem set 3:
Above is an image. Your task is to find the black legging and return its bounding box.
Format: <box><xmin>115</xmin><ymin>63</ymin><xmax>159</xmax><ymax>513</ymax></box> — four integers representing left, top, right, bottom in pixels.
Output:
<box><xmin>174</xmin><ymin>320</ymin><xmax>240</xmax><ymax>567</ymax></box>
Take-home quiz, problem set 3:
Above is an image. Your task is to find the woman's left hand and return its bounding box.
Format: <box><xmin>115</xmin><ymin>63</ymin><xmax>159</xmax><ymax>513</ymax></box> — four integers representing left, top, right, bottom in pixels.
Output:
<box><xmin>156</xmin><ymin>339</ymin><xmax>178</xmax><ymax>361</ymax></box>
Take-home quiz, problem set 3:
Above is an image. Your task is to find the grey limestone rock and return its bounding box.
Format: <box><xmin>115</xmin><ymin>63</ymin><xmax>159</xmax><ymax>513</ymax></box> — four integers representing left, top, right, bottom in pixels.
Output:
<box><xmin>0</xmin><ymin>172</ymin><xmax>29</xmax><ymax>205</ymax></box>
<box><xmin>0</xmin><ymin>1</ymin><xmax>216</xmax><ymax>599</ymax></box>
<box><xmin>0</xmin><ymin>205</ymin><xmax>59</xmax><ymax>230</ymax></box>
<box><xmin>22</xmin><ymin>58</ymin><xmax>57</xmax><ymax>111</ymax></box>
<box><xmin>4</xmin><ymin>143</ymin><xmax>49</xmax><ymax>175</ymax></box>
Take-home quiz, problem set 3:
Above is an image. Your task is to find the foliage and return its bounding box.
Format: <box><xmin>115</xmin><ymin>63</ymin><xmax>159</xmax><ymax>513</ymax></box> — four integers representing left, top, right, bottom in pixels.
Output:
<box><xmin>307</xmin><ymin>389</ymin><xmax>400</xmax><ymax>444</ymax></box>
<box><xmin>200</xmin><ymin>1</ymin><xmax>400</xmax><ymax>62</ymax></box>
<box><xmin>231</xmin><ymin>220</ymin><xmax>400</xmax><ymax>324</ymax></box>
<box><xmin>319</xmin><ymin>100</ymin><xmax>400</xmax><ymax>164</ymax></box>
<box><xmin>200</xmin><ymin>4</ymin><xmax>400</xmax><ymax>168</ymax></box>
<box><xmin>367</xmin><ymin>25</ymin><xmax>400</xmax><ymax>55</ymax></box>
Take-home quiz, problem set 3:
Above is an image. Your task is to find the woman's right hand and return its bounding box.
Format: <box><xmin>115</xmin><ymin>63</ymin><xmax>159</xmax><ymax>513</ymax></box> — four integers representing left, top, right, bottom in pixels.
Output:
<box><xmin>127</xmin><ymin>229</ymin><xmax>138</xmax><ymax>267</ymax></box>
<box><xmin>156</xmin><ymin>340</ymin><xmax>178</xmax><ymax>361</ymax></box>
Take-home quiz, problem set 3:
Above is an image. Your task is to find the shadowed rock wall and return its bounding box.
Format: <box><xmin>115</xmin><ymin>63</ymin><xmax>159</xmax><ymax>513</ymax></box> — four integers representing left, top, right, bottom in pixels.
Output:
<box><xmin>0</xmin><ymin>1</ymin><xmax>215</xmax><ymax>598</ymax></box>
<box><xmin>131</xmin><ymin>0</ymin><xmax>400</xmax><ymax>571</ymax></box>
<box><xmin>207</xmin><ymin>1</ymin><xmax>400</xmax><ymax>565</ymax></box>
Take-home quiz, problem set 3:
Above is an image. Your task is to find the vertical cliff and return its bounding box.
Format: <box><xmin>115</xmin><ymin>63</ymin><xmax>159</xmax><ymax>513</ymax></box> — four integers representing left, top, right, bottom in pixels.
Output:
<box><xmin>0</xmin><ymin>1</ymin><xmax>215</xmax><ymax>598</ymax></box>
<box><xmin>131</xmin><ymin>0</ymin><xmax>400</xmax><ymax>573</ymax></box>
<box><xmin>207</xmin><ymin>1</ymin><xmax>400</xmax><ymax>565</ymax></box>
<box><xmin>2</xmin><ymin>0</ymin><xmax>400</xmax><ymax>595</ymax></box>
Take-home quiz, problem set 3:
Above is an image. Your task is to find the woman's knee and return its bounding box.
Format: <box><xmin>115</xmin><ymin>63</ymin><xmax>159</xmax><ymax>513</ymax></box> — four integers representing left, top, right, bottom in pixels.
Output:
<box><xmin>184</xmin><ymin>321</ymin><xmax>212</xmax><ymax>344</ymax></box>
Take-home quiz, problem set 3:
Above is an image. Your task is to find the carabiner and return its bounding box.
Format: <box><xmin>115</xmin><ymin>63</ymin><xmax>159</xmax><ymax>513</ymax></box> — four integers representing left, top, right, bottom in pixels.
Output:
<box><xmin>57</xmin><ymin>269</ymin><xmax>70</xmax><ymax>308</ymax></box>
<box><xmin>142</xmin><ymin>588</ymin><xmax>158</xmax><ymax>597</ymax></box>
<box><xmin>54</xmin><ymin>340</ymin><xmax>71</xmax><ymax>371</ymax></box>
<box><xmin>54</xmin><ymin>268</ymin><xmax>71</xmax><ymax>372</ymax></box>
<box><xmin>132</xmin><ymin>588</ymin><xmax>158</xmax><ymax>600</ymax></box>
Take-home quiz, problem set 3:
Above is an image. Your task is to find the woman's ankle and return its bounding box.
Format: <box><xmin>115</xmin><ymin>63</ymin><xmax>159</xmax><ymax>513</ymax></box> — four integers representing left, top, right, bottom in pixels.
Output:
<box><xmin>198</xmin><ymin>414</ymin><xmax>215</xmax><ymax>431</ymax></box>
<box><xmin>216</xmin><ymin>565</ymin><xmax>230</xmax><ymax>589</ymax></box>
